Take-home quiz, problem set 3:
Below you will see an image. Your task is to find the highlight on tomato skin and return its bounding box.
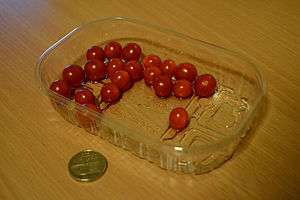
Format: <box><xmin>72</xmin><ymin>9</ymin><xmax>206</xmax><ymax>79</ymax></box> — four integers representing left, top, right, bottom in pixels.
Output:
<box><xmin>84</xmin><ymin>59</ymin><xmax>106</xmax><ymax>82</ymax></box>
<box><xmin>124</xmin><ymin>60</ymin><xmax>144</xmax><ymax>81</ymax></box>
<box><xmin>107</xmin><ymin>58</ymin><xmax>125</xmax><ymax>78</ymax></box>
<box><xmin>49</xmin><ymin>79</ymin><xmax>71</xmax><ymax>98</ymax></box>
<box><xmin>153</xmin><ymin>75</ymin><xmax>172</xmax><ymax>98</ymax></box>
<box><xmin>159</xmin><ymin>59</ymin><xmax>177</xmax><ymax>77</ymax></box>
<box><xmin>74</xmin><ymin>88</ymin><xmax>95</xmax><ymax>105</ymax></box>
<box><xmin>169</xmin><ymin>107</ymin><xmax>189</xmax><ymax>130</ymax></box>
<box><xmin>143</xmin><ymin>54</ymin><xmax>162</xmax><ymax>69</ymax></box>
<box><xmin>194</xmin><ymin>74</ymin><xmax>217</xmax><ymax>98</ymax></box>
<box><xmin>104</xmin><ymin>41</ymin><xmax>122</xmax><ymax>59</ymax></box>
<box><xmin>100</xmin><ymin>83</ymin><xmax>121</xmax><ymax>103</ymax></box>
<box><xmin>174</xmin><ymin>63</ymin><xmax>198</xmax><ymax>83</ymax></box>
<box><xmin>62</xmin><ymin>65</ymin><xmax>85</xmax><ymax>87</ymax></box>
<box><xmin>110</xmin><ymin>70</ymin><xmax>132</xmax><ymax>92</ymax></box>
<box><xmin>173</xmin><ymin>79</ymin><xmax>193</xmax><ymax>99</ymax></box>
<box><xmin>143</xmin><ymin>65</ymin><xmax>162</xmax><ymax>86</ymax></box>
<box><xmin>121</xmin><ymin>43</ymin><xmax>142</xmax><ymax>62</ymax></box>
<box><xmin>86</xmin><ymin>46</ymin><xmax>105</xmax><ymax>61</ymax></box>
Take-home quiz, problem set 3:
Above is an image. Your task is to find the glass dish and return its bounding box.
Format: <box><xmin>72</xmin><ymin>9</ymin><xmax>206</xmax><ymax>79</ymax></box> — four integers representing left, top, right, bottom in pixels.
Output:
<box><xmin>36</xmin><ymin>17</ymin><xmax>266</xmax><ymax>174</ymax></box>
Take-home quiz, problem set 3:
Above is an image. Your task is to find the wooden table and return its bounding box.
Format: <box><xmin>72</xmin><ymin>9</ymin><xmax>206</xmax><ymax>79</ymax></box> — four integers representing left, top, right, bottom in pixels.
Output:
<box><xmin>0</xmin><ymin>0</ymin><xmax>299</xmax><ymax>199</ymax></box>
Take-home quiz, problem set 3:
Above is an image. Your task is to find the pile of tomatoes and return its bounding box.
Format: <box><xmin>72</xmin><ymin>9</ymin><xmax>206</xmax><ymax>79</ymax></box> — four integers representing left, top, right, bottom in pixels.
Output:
<box><xmin>50</xmin><ymin>41</ymin><xmax>217</xmax><ymax>130</ymax></box>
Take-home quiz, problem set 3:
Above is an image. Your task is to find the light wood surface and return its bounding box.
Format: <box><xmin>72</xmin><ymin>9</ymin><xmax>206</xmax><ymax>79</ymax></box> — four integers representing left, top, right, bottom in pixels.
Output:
<box><xmin>0</xmin><ymin>0</ymin><xmax>299</xmax><ymax>199</ymax></box>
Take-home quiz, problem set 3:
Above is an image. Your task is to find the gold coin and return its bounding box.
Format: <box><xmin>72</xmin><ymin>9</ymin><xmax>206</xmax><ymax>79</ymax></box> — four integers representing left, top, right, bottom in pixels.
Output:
<box><xmin>68</xmin><ymin>149</ymin><xmax>107</xmax><ymax>182</ymax></box>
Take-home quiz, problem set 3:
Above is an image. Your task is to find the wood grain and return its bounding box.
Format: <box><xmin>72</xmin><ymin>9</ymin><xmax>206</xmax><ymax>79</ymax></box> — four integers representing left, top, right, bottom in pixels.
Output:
<box><xmin>0</xmin><ymin>0</ymin><xmax>299</xmax><ymax>199</ymax></box>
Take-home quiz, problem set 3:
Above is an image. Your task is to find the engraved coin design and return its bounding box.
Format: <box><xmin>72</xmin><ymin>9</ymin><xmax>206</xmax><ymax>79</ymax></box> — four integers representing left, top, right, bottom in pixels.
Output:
<box><xmin>68</xmin><ymin>149</ymin><xmax>107</xmax><ymax>182</ymax></box>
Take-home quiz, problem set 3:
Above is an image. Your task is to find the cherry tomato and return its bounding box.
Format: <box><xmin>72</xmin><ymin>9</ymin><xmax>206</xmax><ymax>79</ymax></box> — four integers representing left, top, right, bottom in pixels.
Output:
<box><xmin>62</xmin><ymin>65</ymin><xmax>85</xmax><ymax>87</ymax></box>
<box><xmin>76</xmin><ymin>104</ymin><xmax>101</xmax><ymax>129</ymax></box>
<box><xmin>107</xmin><ymin>58</ymin><xmax>124</xmax><ymax>78</ymax></box>
<box><xmin>159</xmin><ymin>59</ymin><xmax>177</xmax><ymax>77</ymax></box>
<box><xmin>169</xmin><ymin>107</ymin><xmax>189</xmax><ymax>130</ymax></box>
<box><xmin>173</xmin><ymin>80</ymin><xmax>193</xmax><ymax>98</ymax></box>
<box><xmin>100</xmin><ymin>83</ymin><xmax>121</xmax><ymax>103</ymax></box>
<box><xmin>194</xmin><ymin>74</ymin><xmax>217</xmax><ymax>97</ymax></box>
<box><xmin>144</xmin><ymin>65</ymin><xmax>162</xmax><ymax>86</ymax></box>
<box><xmin>104</xmin><ymin>41</ymin><xmax>122</xmax><ymax>59</ymax></box>
<box><xmin>153</xmin><ymin>75</ymin><xmax>172</xmax><ymax>98</ymax></box>
<box><xmin>122</xmin><ymin>43</ymin><xmax>142</xmax><ymax>61</ymax></box>
<box><xmin>74</xmin><ymin>88</ymin><xmax>95</xmax><ymax>105</ymax></box>
<box><xmin>86</xmin><ymin>46</ymin><xmax>105</xmax><ymax>61</ymax></box>
<box><xmin>110</xmin><ymin>70</ymin><xmax>132</xmax><ymax>92</ymax></box>
<box><xmin>174</xmin><ymin>63</ymin><xmax>198</xmax><ymax>82</ymax></box>
<box><xmin>49</xmin><ymin>80</ymin><xmax>71</xmax><ymax>98</ymax></box>
<box><xmin>143</xmin><ymin>54</ymin><xmax>162</xmax><ymax>68</ymax></box>
<box><xmin>124</xmin><ymin>61</ymin><xmax>144</xmax><ymax>81</ymax></box>
<box><xmin>84</xmin><ymin>59</ymin><xmax>106</xmax><ymax>81</ymax></box>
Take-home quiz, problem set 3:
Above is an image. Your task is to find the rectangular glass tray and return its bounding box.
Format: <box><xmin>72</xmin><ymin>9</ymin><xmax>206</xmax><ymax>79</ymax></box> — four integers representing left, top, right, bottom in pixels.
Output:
<box><xmin>36</xmin><ymin>17</ymin><xmax>266</xmax><ymax>174</ymax></box>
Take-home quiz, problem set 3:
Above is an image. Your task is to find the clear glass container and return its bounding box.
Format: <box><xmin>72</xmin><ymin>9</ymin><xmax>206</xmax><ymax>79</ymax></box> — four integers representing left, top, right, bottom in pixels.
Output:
<box><xmin>36</xmin><ymin>17</ymin><xmax>266</xmax><ymax>174</ymax></box>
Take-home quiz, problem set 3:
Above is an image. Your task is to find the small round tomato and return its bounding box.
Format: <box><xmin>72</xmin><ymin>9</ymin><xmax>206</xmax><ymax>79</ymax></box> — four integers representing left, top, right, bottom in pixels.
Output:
<box><xmin>143</xmin><ymin>54</ymin><xmax>162</xmax><ymax>68</ymax></box>
<box><xmin>84</xmin><ymin>59</ymin><xmax>106</xmax><ymax>81</ymax></box>
<box><xmin>62</xmin><ymin>65</ymin><xmax>85</xmax><ymax>87</ymax></box>
<box><xmin>173</xmin><ymin>80</ymin><xmax>193</xmax><ymax>98</ymax></box>
<box><xmin>153</xmin><ymin>75</ymin><xmax>172</xmax><ymax>98</ymax></box>
<box><xmin>143</xmin><ymin>65</ymin><xmax>162</xmax><ymax>86</ymax></box>
<box><xmin>169</xmin><ymin>107</ymin><xmax>189</xmax><ymax>130</ymax></box>
<box><xmin>100</xmin><ymin>83</ymin><xmax>121</xmax><ymax>103</ymax></box>
<box><xmin>121</xmin><ymin>43</ymin><xmax>142</xmax><ymax>61</ymax></box>
<box><xmin>194</xmin><ymin>74</ymin><xmax>217</xmax><ymax>97</ymax></box>
<box><xmin>86</xmin><ymin>46</ymin><xmax>105</xmax><ymax>61</ymax></box>
<box><xmin>49</xmin><ymin>80</ymin><xmax>71</xmax><ymax>98</ymax></box>
<box><xmin>124</xmin><ymin>61</ymin><xmax>144</xmax><ymax>81</ymax></box>
<box><xmin>159</xmin><ymin>59</ymin><xmax>177</xmax><ymax>77</ymax></box>
<box><xmin>104</xmin><ymin>41</ymin><xmax>122</xmax><ymax>59</ymax></box>
<box><xmin>74</xmin><ymin>88</ymin><xmax>95</xmax><ymax>105</ymax></box>
<box><xmin>174</xmin><ymin>63</ymin><xmax>198</xmax><ymax>82</ymax></box>
<box><xmin>110</xmin><ymin>70</ymin><xmax>132</xmax><ymax>92</ymax></box>
<box><xmin>107</xmin><ymin>58</ymin><xmax>124</xmax><ymax>78</ymax></box>
<box><xmin>76</xmin><ymin>104</ymin><xmax>101</xmax><ymax>129</ymax></box>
